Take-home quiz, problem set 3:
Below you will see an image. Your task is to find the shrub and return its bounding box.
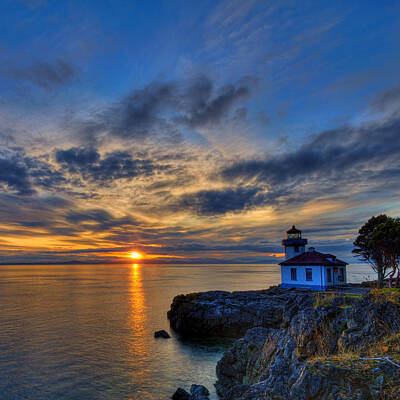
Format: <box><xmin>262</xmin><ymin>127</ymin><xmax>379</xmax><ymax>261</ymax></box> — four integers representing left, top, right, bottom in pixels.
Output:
<box><xmin>370</xmin><ymin>288</ymin><xmax>400</xmax><ymax>305</ymax></box>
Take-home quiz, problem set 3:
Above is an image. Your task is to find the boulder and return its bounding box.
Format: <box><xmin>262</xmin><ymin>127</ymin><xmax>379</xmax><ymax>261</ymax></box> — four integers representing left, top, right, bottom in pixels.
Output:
<box><xmin>172</xmin><ymin>387</ymin><xmax>190</xmax><ymax>400</ymax></box>
<box><xmin>154</xmin><ymin>329</ymin><xmax>171</xmax><ymax>339</ymax></box>
<box><xmin>190</xmin><ymin>384</ymin><xmax>210</xmax><ymax>399</ymax></box>
<box><xmin>171</xmin><ymin>385</ymin><xmax>210</xmax><ymax>400</ymax></box>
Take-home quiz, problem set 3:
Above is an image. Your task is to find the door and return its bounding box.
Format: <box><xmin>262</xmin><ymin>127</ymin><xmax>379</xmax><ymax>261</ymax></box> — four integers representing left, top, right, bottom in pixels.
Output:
<box><xmin>333</xmin><ymin>268</ymin><xmax>339</xmax><ymax>286</ymax></box>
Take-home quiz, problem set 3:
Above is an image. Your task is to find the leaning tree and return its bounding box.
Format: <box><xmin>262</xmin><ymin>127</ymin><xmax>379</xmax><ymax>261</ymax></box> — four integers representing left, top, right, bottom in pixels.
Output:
<box><xmin>352</xmin><ymin>214</ymin><xmax>400</xmax><ymax>288</ymax></box>
<box><xmin>370</xmin><ymin>217</ymin><xmax>400</xmax><ymax>287</ymax></box>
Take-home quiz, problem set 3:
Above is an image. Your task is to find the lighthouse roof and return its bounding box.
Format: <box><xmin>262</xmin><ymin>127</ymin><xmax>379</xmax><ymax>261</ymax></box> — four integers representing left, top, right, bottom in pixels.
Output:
<box><xmin>280</xmin><ymin>250</ymin><xmax>347</xmax><ymax>266</ymax></box>
<box><xmin>286</xmin><ymin>225</ymin><xmax>301</xmax><ymax>234</ymax></box>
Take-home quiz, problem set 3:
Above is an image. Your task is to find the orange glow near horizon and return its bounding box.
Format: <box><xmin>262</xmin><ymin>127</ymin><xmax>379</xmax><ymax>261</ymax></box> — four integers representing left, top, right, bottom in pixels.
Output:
<box><xmin>129</xmin><ymin>251</ymin><xmax>143</xmax><ymax>260</ymax></box>
<box><xmin>267</xmin><ymin>252</ymin><xmax>286</xmax><ymax>258</ymax></box>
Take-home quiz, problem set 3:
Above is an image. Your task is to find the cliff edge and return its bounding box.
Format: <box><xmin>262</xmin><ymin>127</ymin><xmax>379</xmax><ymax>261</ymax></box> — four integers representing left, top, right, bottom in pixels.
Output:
<box><xmin>168</xmin><ymin>287</ymin><xmax>400</xmax><ymax>399</ymax></box>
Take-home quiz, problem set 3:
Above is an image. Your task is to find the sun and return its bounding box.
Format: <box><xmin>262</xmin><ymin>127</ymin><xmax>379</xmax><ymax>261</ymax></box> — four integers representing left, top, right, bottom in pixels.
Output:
<box><xmin>129</xmin><ymin>251</ymin><xmax>143</xmax><ymax>260</ymax></box>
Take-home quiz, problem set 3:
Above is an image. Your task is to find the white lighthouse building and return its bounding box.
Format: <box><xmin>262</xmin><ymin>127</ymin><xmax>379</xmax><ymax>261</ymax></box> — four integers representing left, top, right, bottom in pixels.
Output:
<box><xmin>279</xmin><ymin>226</ymin><xmax>347</xmax><ymax>290</ymax></box>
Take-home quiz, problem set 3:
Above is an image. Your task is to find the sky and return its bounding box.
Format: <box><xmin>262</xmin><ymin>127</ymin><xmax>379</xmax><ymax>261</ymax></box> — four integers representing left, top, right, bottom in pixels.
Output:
<box><xmin>0</xmin><ymin>0</ymin><xmax>400</xmax><ymax>264</ymax></box>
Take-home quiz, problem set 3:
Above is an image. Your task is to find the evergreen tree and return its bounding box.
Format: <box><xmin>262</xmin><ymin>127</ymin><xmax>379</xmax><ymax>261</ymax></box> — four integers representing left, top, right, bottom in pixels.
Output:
<box><xmin>352</xmin><ymin>215</ymin><xmax>400</xmax><ymax>288</ymax></box>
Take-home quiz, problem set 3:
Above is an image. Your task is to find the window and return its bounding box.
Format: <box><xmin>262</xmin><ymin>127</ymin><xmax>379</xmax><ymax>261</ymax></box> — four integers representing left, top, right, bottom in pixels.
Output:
<box><xmin>291</xmin><ymin>268</ymin><xmax>297</xmax><ymax>281</ymax></box>
<box><xmin>306</xmin><ymin>268</ymin><xmax>312</xmax><ymax>281</ymax></box>
<box><xmin>327</xmin><ymin>268</ymin><xmax>332</xmax><ymax>283</ymax></box>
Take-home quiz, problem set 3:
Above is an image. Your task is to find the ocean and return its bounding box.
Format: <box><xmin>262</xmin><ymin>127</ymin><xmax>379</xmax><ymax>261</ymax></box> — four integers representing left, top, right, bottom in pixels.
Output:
<box><xmin>0</xmin><ymin>263</ymin><xmax>374</xmax><ymax>399</ymax></box>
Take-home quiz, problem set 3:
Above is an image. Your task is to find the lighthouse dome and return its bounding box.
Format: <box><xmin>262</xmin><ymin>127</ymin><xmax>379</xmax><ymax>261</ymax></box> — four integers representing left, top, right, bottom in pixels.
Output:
<box><xmin>286</xmin><ymin>225</ymin><xmax>301</xmax><ymax>239</ymax></box>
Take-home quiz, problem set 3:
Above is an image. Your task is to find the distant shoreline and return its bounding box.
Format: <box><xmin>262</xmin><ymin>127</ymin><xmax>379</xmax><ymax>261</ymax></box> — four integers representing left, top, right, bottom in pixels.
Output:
<box><xmin>0</xmin><ymin>261</ymin><xmax>367</xmax><ymax>266</ymax></box>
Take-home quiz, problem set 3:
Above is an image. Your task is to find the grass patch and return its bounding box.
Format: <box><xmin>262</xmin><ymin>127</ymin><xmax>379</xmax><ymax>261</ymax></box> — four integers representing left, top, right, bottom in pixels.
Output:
<box><xmin>309</xmin><ymin>332</ymin><xmax>400</xmax><ymax>365</ymax></box>
<box><xmin>343</xmin><ymin>293</ymin><xmax>362</xmax><ymax>299</ymax></box>
<box><xmin>308</xmin><ymin>325</ymin><xmax>400</xmax><ymax>398</ymax></box>
<box><xmin>371</xmin><ymin>333</ymin><xmax>400</xmax><ymax>356</ymax></box>
<box><xmin>381</xmin><ymin>332</ymin><xmax>400</xmax><ymax>347</ymax></box>
<box><xmin>313</xmin><ymin>292</ymin><xmax>337</xmax><ymax>308</ymax></box>
<box><xmin>370</xmin><ymin>288</ymin><xmax>400</xmax><ymax>305</ymax></box>
<box><xmin>309</xmin><ymin>349</ymin><xmax>361</xmax><ymax>365</ymax></box>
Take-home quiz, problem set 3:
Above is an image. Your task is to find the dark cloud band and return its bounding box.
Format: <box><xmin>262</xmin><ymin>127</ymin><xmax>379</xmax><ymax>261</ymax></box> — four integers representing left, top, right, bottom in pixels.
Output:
<box><xmin>55</xmin><ymin>147</ymin><xmax>168</xmax><ymax>183</ymax></box>
<box><xmin>75</xmin><ymin>75</ymin><xmax>253</xmax><ymax>141</ymax></box>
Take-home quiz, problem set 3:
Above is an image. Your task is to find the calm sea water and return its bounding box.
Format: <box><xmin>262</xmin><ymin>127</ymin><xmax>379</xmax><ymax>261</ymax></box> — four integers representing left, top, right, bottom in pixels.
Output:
<box><xmin>0</xmin><ymin>263</ymin><xmax>374</xmax><ymax>400</ymax></box>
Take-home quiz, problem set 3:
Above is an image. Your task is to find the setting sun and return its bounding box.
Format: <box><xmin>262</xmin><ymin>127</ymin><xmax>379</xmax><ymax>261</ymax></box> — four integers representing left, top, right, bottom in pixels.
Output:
<box><xmin>129</xmin><ymin>251</ymin><xmax>143</xmax><ymax>260</ymax></box>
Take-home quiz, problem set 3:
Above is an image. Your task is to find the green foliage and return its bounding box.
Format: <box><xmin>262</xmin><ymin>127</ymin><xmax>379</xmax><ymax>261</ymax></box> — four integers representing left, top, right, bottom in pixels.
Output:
<box><xmin>353</xmin><ymin>215</ymin><xmax>400</xmax><ymax>288</ymax></box>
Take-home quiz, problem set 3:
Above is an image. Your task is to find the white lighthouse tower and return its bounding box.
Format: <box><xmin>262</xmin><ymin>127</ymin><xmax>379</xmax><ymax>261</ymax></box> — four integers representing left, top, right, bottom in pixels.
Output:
<box><xmin>282</xmin><ymin>225</ymin><xmax>308</xmax><ymax>260</ymax></box>
<box><xmin>279</xmin><ymin>225</ymin><xmax>348</xmax><ymax>290</ymax></box>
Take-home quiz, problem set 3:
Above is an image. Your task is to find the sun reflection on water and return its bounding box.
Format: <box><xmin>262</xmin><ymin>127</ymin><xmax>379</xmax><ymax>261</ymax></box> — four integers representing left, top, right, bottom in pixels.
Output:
<box><xmin>128</xmin><ymin>264</ymin><xmax>147</xmax><ymax>338</ymax></box>
<box><xmin>128</xmin><ymin>263</ymin><xmax>155</xmax><ymax>398</ymax></box>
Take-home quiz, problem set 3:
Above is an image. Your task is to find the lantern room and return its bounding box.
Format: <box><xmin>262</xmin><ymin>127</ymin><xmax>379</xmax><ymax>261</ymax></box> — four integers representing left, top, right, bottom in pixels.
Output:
<box><xmin>286</xmin><ymin>225</ymin><xmax>302</xmax><ymax>239</ymax></box>
<box><xmin>282</xmin><ymin>225</ymin><xmax>308</xmax><ymax>260</ymax></box>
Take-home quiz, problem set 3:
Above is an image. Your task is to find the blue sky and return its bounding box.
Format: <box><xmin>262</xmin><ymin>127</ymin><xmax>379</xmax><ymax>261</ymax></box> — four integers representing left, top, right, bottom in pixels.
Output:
<box><xmin>0</xmin><ymin>0</ymin><xmax>400</xmax><ymax>264</ymax></box>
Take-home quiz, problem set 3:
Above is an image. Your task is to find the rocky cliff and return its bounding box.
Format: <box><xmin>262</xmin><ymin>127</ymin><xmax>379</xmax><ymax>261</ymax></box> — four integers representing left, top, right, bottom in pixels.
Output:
<box><xmin>168</xmin><ymin>287</ymin><xmax>400</xmax><ymax>399</ymax></box>
<box><xmin>167</xmin><ymin>287</ymin><xmax>314</xmax><ymax>337</ymax></box>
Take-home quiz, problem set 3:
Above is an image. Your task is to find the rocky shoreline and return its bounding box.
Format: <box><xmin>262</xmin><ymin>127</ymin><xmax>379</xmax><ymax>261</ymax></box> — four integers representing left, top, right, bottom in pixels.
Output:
<box><xmin>168</xmin><ymin>286</ymin><xmax>400</xmax><ymax>399</ymax></box>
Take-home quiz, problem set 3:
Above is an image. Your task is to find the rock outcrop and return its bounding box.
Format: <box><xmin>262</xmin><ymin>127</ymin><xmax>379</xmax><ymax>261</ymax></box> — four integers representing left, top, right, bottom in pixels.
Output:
<box><xmin>215</xmin><ymin>293</ymin><xmax>400</xmax><ymax>399</ymax></box>
<box><xmin>167</xmin><ymin>287</ymin><xmax>314</xmax><ymax>337</ymax></box>
<box><xmin>168</xmin><ymin>287</ymin><xmax>400</xmax><ymax>399</ymax></box>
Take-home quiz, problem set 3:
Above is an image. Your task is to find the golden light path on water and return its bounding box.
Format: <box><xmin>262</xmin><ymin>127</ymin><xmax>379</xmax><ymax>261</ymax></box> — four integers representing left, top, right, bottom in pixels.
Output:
<box><xmin>127</xmin><ymin>263</ymin><xmax>156</xmax><ymax>400</ymax></box>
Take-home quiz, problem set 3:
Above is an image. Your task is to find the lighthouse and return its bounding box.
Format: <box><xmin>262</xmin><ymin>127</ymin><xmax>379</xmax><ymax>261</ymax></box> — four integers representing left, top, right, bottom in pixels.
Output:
<box><xmin>279</xmin><ymin>225</ymin><xmax>348</xmax><ymax>290</ymax></box>
<box><xmin>282</xmin><ymin>225</ymin><xmax>307</xmax><ymax>260</ymax></box>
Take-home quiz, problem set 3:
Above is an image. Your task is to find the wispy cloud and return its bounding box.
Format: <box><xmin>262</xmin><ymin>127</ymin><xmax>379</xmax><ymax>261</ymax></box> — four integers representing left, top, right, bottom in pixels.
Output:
<box><xmin>72</xmin><ymin>75</ymin><xmax>254</xmax><ymax>143</ymax></box>
<box><xmin>11</xmin><ymin>58</ymin><xmax>78</xmax><ymax>90</ymax></box>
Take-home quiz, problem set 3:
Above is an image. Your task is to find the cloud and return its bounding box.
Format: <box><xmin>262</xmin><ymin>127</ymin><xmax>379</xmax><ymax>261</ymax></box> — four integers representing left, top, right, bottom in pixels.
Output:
<box><xmin>12</xmin><ymin>58</ymin><xmax>77</xmax><ymax>89</ymax></box>
<box><xmin>75</xmin><ymin>75</ymin><xmax>253</xmax><ymax>141</ymax></box>
<box><xmin>177</xmin><ymin>186</ymin><xmax>265</xmax><ymax>215</ymax></box>
<box><xmin>24</xmin><ymin>156</ymin><xmax>66</xmax><ymax>189</ymax></box>
<box><xmin>175</xmin><ymin>78</ymin><xmax>250</xmax><ymax>128</ymax></box>
<box><xmin>0</xmin><ymin>147</ymin><xmax>69</xmax><ymax>195</ymax></box>
<box><xmin>0</xmin><ymin>148</ymin><xmax>34</xmax><ymax>195</ymax></box>
<box><xmin>65</xmin><ymin>209</ymin><xmax>138</xmax><ymax>231</ymax></box>
<box><xmin>221</xmin><ymin>111</ymin><xmax>400</xmax><ymax>207</ymax></box>
<box><xmin>55</xmin><ymin>147</ymin><xmax>100</xmax><ymax>172</ymax></box>
<box><xmin>0</xmin><ymin>192</ymin><xmax>137</xmax><ymax>241</ymax></box>
<box><xmin>0</xmin><ymin>144</ymin><xmax>171</xmax><ymax>197</ymax></box>
<box><xmin>369</xmin><ymin>85</ymin><xmax>400</xmax><ymax>114</ymax></box>
<box><xmin>0</xmin><ymin>192</ymin><xmax>71</xmax><ymax>230</ymax></box>
<box><xmin>55</xmin><ymin>147</ymin><xmax>167</xmax><ymax>183</ymax></box>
